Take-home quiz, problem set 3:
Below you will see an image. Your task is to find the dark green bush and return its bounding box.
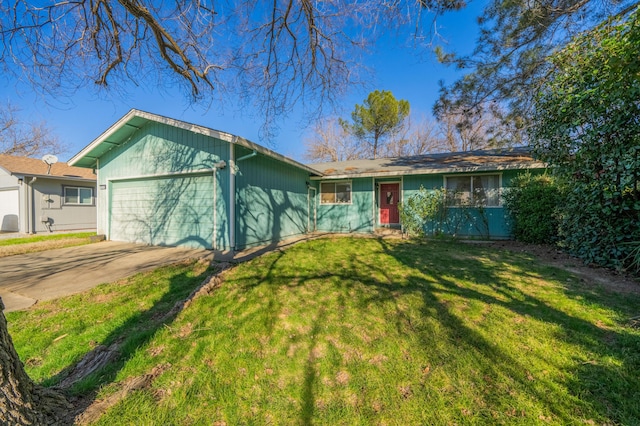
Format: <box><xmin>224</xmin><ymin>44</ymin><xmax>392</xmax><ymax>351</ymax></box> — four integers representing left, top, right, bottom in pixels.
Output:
<box><xmin>528</xmin><ymin>10</ymin><xmax>640</xmax><ymax>273</ymax></box>
<box><xmin>503</xmin><ymin>172</ymin><xmax>561</xmax><ymax>244</ymax></box>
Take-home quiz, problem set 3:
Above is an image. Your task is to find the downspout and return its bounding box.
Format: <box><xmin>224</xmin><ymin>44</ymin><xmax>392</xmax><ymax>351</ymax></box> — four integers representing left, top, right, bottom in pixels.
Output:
<box><xmin>19</xmin><ymin>177</ymin><xmax>27</xmax><ymax>234</ymax></box>
<box><xmin>211</xmin><ymin>161</ymin><xmax>226</xmax><ymax>250</ymax></box>
<box><xmin>27</xmin><ymin>177</ymin><xmax>37</xmax><ymax>234</ymax></box>
<box><xmin>236</xmin><ymin>150</ymin><xmax>257</xmax><ymax>162</ymax></box>
<box><xmin>229</xmin><ymin>140</ymin><xmax>236</xmax><ymax>251</ymax></box>
<box><xmin>213</xmin><ymin>168</ymin><xmax>217</xmax><ymax>250</ymax></box>
<box><xmin>95</xmin><ymin>159</ymin><xmax>100</xmax><ymax>236</ymax></box>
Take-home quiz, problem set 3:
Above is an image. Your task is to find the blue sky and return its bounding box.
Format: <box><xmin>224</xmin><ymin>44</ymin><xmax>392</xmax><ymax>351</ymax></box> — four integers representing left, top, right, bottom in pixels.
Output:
<box><xmin>0</xmin><ymin>6</ymin><xmax>481</xmax><ymax>163</ymax></box>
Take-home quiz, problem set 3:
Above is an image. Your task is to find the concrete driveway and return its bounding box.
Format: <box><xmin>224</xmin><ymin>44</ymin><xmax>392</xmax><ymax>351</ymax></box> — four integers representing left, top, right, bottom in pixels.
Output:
<box><xmin>0</xmin><ymin>241</ymin><xmax>213</xmax><ymax>312</ymax></box>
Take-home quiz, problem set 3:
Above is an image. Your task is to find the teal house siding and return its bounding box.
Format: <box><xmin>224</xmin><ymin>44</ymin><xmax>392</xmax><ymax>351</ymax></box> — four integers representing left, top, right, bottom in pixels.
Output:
<box><xmin>313</xmin><ymin>169</ymin><xmax>542</xmax><ymax>238</ymax></box>
<box><xmin>70</xmin><ymin>111</ymin><xmax>547</xmax><ymax>250</ymax></box>
<box><xmin>97</xmin><ymin>120</ymin><xmax>230</xmax><ymax>249</ymax></box>
<box><xmin>234</xmin><ymin>146</ymin><xmax>311</xmax><ymax>249</ymax></box>
<box><xmin>401</xmin><ymin>169</ymin><xmax>541</xmax><ymax>239</ymax></box>
<box><xmin>316</xmin><ymin>178</ymin><xmax>374</xmax><ymax>233</ymax></box>
<box><xmin>109</xmin><ymin>174</ymin><xmax>215</xmax><ymax>248</ymax></box>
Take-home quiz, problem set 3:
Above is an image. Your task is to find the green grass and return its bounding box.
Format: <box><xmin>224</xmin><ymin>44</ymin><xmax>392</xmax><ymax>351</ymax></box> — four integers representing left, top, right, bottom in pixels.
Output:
<box><xmin>0</xmin><ymin>231</ymin><xmax>96</xmax><ymax>246</ymax></box>
<box><xmin>7</xmin><ymin>258</ymin><xmax>212</xmax><ymax>392</ymax></box>
<box><xmin>7</xmin><ymin>237</ymin><xmax>640</xmax><ymax>425</ymax></box>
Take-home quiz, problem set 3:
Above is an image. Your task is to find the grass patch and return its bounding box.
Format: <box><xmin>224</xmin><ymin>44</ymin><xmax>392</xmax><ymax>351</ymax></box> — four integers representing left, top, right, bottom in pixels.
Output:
<box><xmin>8</xmin><ymin>237</ymin><xmax>640</xmax><ymax>425</ymax></box>
<box><xmin>0</xmin><ymin>232</ymin><xmax>97</xmax><ymax>257</ymax></box>
<box><xmin>7</xmin><ymin>258</ymin><xmax>212</xmax><ymax>392</ymax></box>
<box><xmin>0</xmin><ymin>232</ymin><xmax>96</xmax><ymax>246</ymax></box>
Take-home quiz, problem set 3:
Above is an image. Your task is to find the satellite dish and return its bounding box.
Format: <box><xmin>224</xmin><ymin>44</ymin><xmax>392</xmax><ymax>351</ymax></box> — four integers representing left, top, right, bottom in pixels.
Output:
<box><xmin>42</xmin><ymin>154</ymin><xmax>58</xmax><ymax>175</ymax></box>
<box><xmin>42</xmin><ymin>154</ymin><xmax>58</xmax><ymax>165</ymax></box>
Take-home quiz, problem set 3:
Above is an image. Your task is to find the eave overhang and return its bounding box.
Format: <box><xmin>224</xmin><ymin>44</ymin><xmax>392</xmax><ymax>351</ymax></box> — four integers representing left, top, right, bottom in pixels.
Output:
<box><xmin>68</xmin><ymin>109</ymin><xmax>323</xmax><ymax>177</ymax></box>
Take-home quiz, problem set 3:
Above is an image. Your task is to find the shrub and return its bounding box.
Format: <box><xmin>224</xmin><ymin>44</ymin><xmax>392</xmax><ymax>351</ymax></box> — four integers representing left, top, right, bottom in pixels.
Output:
<box><xmin>529</xmin><ymin>9</ymin><xmax>640</xmax><ymax>272</ymax></box>
<box><xmin>502</xmin><ymin>172</ymin><xmax>561</xmax><ymax>244</ymax></box>
<box><xmin>398</xmin><ymin>187</ymin><xmax>445</xmax><ymax>237</ymax></box>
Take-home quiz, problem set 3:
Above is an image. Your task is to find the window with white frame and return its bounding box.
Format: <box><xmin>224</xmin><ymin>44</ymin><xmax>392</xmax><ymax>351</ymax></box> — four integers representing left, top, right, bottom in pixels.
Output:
<box><xmin>64</xmin><ymin>186</ymin><xmax>93</xmax><ymax>205</ymax></box>
<box><xmin>320</xmin><ymin>181</ymin><xmax>352</xmax><ymax>204</ymax></box>
<box><xmin>445</xmin><ymin>174</ymin><xmax>501</xmax><ymax>207</ymax></box>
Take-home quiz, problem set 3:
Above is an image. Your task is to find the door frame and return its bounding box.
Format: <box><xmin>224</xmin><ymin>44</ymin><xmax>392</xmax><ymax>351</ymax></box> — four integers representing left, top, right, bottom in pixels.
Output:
<box><xmin>378</xmin><ymin>181</ymin><xmax>401</xmax><ymax>226</ymax></box>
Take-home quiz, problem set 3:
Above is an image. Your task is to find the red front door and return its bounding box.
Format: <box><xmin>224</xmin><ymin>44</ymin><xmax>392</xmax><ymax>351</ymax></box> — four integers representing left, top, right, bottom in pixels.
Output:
<box><xmin>379</xmin><ymin>183</ymin><xmax>400</xmax><ymax>224</ymax></box>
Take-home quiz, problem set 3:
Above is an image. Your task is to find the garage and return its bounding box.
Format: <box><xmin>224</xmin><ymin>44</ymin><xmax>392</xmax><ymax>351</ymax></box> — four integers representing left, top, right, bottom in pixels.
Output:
<box><xmin>109</xmin><ymin>173</ymin><xmax>215</xmax><ymax>249</ymax></box>
<box><xmin>0</xmin><ymin>188</ymin><xmax>19</xmax><ymax>232</ymax></box>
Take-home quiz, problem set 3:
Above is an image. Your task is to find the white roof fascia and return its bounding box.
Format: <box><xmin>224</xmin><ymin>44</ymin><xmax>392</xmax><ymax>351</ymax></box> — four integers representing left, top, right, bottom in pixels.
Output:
<box><xmin>69</xmin><ymin>109</ymin><xmax>323</xmax><ymax>176</ymax></box>
<box><xmin>11</xmin><ymin>172</ymin><xmax>96</xmax><ymax>182</ymax></box>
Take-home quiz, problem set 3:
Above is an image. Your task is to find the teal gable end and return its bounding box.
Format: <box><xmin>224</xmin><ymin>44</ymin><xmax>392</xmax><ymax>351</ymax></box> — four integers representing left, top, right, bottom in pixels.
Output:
<box><xmin>69</xmin><ymin>110</ymin><xmax>546</xmax><ymax>251</ymax></box>
<box><xmin>98</xmin><ymin>120</ymin><xmax>230</xmax><ymax>249</ymax></box>
<box><xmin>69</xmin><ymin>110</ymin><xmax>320</xmax><ymax>251</ymax></box>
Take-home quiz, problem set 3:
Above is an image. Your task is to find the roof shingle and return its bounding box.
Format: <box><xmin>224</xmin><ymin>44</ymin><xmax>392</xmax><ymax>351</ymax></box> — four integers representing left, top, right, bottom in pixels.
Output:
<box><xmin>0</xmin><ymin>154</ymin><xmax>96</xmax><ymax>180</ymax></box>
<box><xmin>307</xmin><ymin>147</ymin><xmax>545</xmax><ymax>179</ymax></box>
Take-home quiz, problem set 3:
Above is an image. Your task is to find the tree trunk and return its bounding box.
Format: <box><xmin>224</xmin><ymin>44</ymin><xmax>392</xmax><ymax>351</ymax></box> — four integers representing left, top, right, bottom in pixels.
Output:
<box><xmin>0</xmin><ymin>298</ymin><xmax>71</xmax><ymax>425</ymax></box>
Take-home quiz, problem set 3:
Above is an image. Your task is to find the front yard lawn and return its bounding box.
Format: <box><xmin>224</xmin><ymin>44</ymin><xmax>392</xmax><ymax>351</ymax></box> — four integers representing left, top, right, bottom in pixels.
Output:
<box><xmin>7</xmin><ymin>236</ymin><xmax>640</xmax><ymax>425</ymax></box>
<box><xmin>0</xmin><ymin>232</ymin><xmax>97</xmax><ymax>257</ymax></box>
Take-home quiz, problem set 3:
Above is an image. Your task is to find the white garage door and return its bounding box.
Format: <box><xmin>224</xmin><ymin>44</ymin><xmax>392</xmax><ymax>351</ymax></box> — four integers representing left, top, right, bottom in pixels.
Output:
<box><xmin>110</xmin><ymin>174</ymin><xmax>214</xmax><ymax>248</ymax></box>
<box><xmin>0</xmin><ymin>189</ymin><xmax>19</xmax><ymax>232</ymax></box>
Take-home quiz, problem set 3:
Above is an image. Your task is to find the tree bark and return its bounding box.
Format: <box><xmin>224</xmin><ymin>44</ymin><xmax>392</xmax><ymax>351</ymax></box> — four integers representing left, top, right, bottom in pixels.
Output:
<box><xmin>0</xmin><ymin>298</ymin><xmax>71</xmax><ymax>425</ymax></box>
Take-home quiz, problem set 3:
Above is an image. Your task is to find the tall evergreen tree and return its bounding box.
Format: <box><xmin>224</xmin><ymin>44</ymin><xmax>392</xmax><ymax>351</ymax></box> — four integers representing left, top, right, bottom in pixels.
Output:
<box><xmin>342</xmin><ymin>90</ymin><xmax>410</xmax><ymax>159</ymax></box>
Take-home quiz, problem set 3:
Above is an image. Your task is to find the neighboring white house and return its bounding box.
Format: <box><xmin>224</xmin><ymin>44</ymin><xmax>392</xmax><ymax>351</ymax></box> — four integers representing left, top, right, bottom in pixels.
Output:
<box><xmin>0</xmin><ymin>155</ymin><xmax>97</xmax><ymax>234</ymax></box>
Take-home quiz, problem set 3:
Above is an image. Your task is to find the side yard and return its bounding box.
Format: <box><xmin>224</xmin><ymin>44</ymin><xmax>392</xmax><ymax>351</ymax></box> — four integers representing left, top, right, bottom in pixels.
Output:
<box><xmin>6</xmin><ymin>236</ymin><xmax>640</xmax><ymax>425</ymax></box>
<box><xmin>0</xmin><ymin>232</ymin><xmax>98</xmax><ymax>257</ymax></box>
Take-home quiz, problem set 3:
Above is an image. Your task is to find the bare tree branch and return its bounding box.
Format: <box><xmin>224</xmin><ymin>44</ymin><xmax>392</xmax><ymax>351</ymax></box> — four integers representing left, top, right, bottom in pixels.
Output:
<box><xmin>0</xmin><ymin>103</ymin><xmax>65</xmax><ymax>157</ymax></box>
<box><xmin>1</xmin><ymin>1</ymin><xmax>449</xmax><ymax>137</ymax></box>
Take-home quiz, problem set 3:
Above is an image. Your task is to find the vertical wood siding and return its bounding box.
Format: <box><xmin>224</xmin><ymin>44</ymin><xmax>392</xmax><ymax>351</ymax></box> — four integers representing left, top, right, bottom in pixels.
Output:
<box><xmin>403</xmin><ymin>170</ymin><xmax>541</xmax><ymax>238</ymax></box>
<box><xmin>110</xmin><ymin>175</ymin><xmax>213</xmax><ymax>248</ymax></box>
<box><xmin>98</xmin><ymin>121</ymin><xmax>230</xmax><ymax>249</ymax></box>
<box><xmin>315</xmin><ymin>178</ymin><xmax>374</xmax><ymax>233</ymax></box>
<box><xmin>234</xmin><ymin>146</ymin><xmax>311</xmax><ymax>249</ymax></box>
<box><xmin>315</xmin><ymin>169</ymin><xmax>544</xmax><ymax>239</ymax></box>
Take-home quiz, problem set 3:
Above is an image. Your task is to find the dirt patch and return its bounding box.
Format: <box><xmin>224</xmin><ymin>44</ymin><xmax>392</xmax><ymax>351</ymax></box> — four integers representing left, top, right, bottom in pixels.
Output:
<box><xmin>486</xmin><ymin>240</ymin><xmax>640</xmax><ymax>296</ymax></box>
<box><xmin>0</xmin><ymin>238</ymin><xmax>91</xmax><ymax>257</ymax></box>
<box><xmin>74</xmin><ymin>363</ymin><xmax>171</xmax><ymax>425</ymax></box>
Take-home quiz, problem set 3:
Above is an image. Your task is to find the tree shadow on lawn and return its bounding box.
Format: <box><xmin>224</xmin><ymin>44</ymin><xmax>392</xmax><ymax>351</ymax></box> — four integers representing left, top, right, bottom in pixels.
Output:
<box><xmin>233</xmin><ymin>237</ymin><xmax>639</xmax><ymax>424</ymax></box>
<box><xmin>373</xmin><ymin>238</ymin><xmax>640</xmax><ymax>424</ymax></box>
<box><xmin>43</xmin><ymin>260</ymin><xmax>217</xmax><ymax>421</ymax></box>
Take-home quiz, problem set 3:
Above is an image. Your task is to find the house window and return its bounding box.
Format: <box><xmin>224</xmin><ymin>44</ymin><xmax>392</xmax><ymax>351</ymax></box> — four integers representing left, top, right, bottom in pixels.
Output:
<box><xmin>445</xmin><ymin>174</ymin><xmax>501</xmax><ymax>207</ymax></box>
<box><xmin>320</xmin><ymin>181</ymin><xmax>352</xmax><ymax>204</ymax></box>
<box><xmin>64</xmin><ymin>186</ymin><xmax>93</xmax><ymax>205</ymax></box>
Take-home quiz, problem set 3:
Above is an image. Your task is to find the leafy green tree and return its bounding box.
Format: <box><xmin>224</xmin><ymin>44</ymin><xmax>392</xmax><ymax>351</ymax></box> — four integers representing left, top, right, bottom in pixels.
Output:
<box><xmin>435</xmin><ymin>0</ymin><xmax>639</xmax><ymax>140</ymax></box>
<box><xmin>342</xmin><ymin>90</ymin><xmax>410</xmax><ymax>159</ymax></box>
<box><xmin>398</xmin><ymin>187</ymin><xmax>446</xmax><ymax>237</ymax></box>
<box><xmin>530</xmin><ymin>8</ymin><xmax>640</xmax><ymax>271</ymax></box>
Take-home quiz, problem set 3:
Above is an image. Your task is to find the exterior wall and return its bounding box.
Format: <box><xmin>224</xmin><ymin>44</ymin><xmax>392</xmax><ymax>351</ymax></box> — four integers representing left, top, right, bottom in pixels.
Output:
<box><xmin>0</xmin><ymin>171</ymin><xmax>21</xmax><ymax>232</ymax></box>
<box><xmin>404</xmin><ymin>169</ymin><xmax>543</xmax><ymax>239</ymax></box>
<box><xmin>316</xmin><ymin>177</ymin><xmax>375</xmax><ymax>233</ymax></box>
<box><xmin>97</xmin><ymin>121</ymin><xmax>231</xmax><ymax>249</ymax></box>
<box><xmin>0</xmin><ymin>169</ymin><xmax>96</xmax><ymax>234</ymax></box>
<box><xmin>234</xmin><ymin>145</ymin><xmax>311</xmax><ymax>249</ymax></box>
<box><xmin>31</xmin><ymin>178</ymin><xmax>96</xmax><ymax>233</ymax></box>
<box><xmin>315</xmin><ymin>168</ymin><xmax>545</xmax><ymax>239</ymax></box>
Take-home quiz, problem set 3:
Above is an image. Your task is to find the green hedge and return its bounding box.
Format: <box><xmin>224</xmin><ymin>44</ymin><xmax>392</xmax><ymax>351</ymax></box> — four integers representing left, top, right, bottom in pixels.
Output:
<box><xmin>503</xmin><ymin>172</ymin><xmax>561</xmax><ymax>244</ymax></box>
